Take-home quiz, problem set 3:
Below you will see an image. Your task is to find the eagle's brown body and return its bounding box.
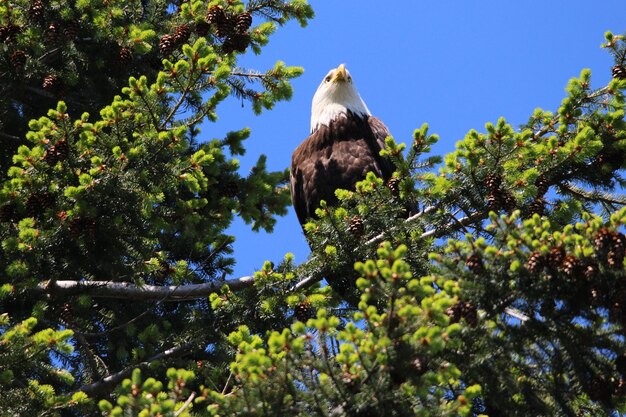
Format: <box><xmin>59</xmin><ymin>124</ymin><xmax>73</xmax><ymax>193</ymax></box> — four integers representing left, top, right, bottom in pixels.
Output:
<box><xmin>290</xmin><ymin>111</ymin><xmax>394</xmax><ymax>225</ymax></box>
<box><xmin>289</xmin><ymin>64</ymin><xmax>394</xmax><ymax>302</ymax></box>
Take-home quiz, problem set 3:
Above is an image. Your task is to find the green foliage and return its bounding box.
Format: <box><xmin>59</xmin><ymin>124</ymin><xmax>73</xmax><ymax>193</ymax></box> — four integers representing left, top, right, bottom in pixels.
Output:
<box><xmin>0</xmin><ymin>0</ymin><xmax>312</xmax><ymax>415</ymax></box>
<box><xmin>204</xmin><ymin>243</ymin><xmax>481</xmax><ymax>417</ymax></box>
<box><xmin>1</xmin><ymin>1</ymin><xmax>626</xmax><ymax>416</ymax></box>
<box><xmin>0</xmin><ymin>313</ymin><xmax>91</xmax><ymax>416</ymax></box>
<box><xmin>98</xmin><ymin>368</ymin><xmax>195</xmax><ymax>417</ymax></box>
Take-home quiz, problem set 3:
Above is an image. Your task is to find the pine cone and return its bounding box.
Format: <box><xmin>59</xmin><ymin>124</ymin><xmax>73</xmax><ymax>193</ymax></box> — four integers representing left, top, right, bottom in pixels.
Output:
<box><xmin>486</xmin><ymin>192</ymin><xmax>499</xmax><ymax>211</ymax></box>
<box><xmin>54</xmin><ymin>139</ymin><xmax>69</xmax><ymax>159</ymax></box>
<box><xmin>547</xmin><ymin>246</ymin><xmax>565</xmax><ymax>265</ymax></box>
<box><xmin>348</xmin><ymin>215</ymin><xmax>364</xmax><ymax>236</ymax></box>
<box><xmin>63</xmin><ymin>20</ymin><xmax>79</xmax><ymax>40</ymax></box>
<box><xmin>117</xmin><ymin>46</ymin><xmax>132</xmax><ymax>66</ymax></box>
<box><xmin>195</xmin><ymin>21</ymin><xmax>211</xmax><ymax>37</ymax></box>
<box><xmin>42</xmin><ymin>74</ymin><xmax>62</xmax><ymax>93</ymax></box>
<box><xmin>446</xmin><ymin>301</ymin><xmax>463</xmax><ymax>323</ymax></box>
<box><xmin>465</xmin><ymin>253</ymin><xmax>485</xmax><ymax>275</ymax></box>
<box><xmin>294</xmin><ymin>301</ymin><xmax>314</xmax><ymax>322</ymax></box>
<box><xmin>528</xmin><ymin>198</ymin><xmax>545</xmax><ymax>216</ymax></box>
<box><xmin>461</xmin><ymin>302</ymin><xmax>478</xmax><ymax>327</ymax></box>
<box><xmin>501</xmin><ymin>191</ymin><xmax>516</xmax><ymax>213</ymax></box>
<box><xmin>208</xmin><ymin>6</ymin><xmax>235</xmax><ymax>39</ymax></box>
<box><xmin>612</xmin><ymin>232</ymin><xmax>626</xmax><ymax>253</ymax></box>
<box><xmin>411</xmin><ymin>355</ymin><xmax>429</xmax><ymax>376</ymax></box>
<box><xmin>584</xmin><ymin>261</ymin><xmax>599</xmax><ymax>281</ymax></box>
<box><xmin>223</xmin><ymin>33</ymin><xmax>249</xmax><ymax>53</ymax></box>
<box><xmin>206</xmin><ymin>5</ymin><xmax>226</xmax><ymax>25</ymax></box>
<box><xmin>29</xmin><ymin>0</ymin><xmax>45</xmax><ymax>23</ymax></box>
<box><xmin>235</xmin><ymin>12</ymin><xmax>252</xmax><ymax>33</ymax></box>
<box><xmin>387</xmin><ymin>176</ymin><xmax>400</xmax><ymax>196</ymax></box>
<box><xmin>44</xmin><ymin>139</ymin><xmax>69</xmax><ymax>165</ymax></box>
<box><xmin>605</xmin><ymin>231</ymin><xmax>626</xmax><ymax>268</ymax></box>
<box><xmin>58</xmin><ymin>302</ymin><xmax>73</xmax><ymax>326</ymax></box>
<box><xmin>595</xmin><ymin>228</ymin><xmax>614</xmax><ymax>251</ymax></box>
<box><xmin>10</xmin><ymin>50</ymin><xmax>26</xmax><ymax>70</ymax></box>
<box><xmin>612</xmin><ymin>65</ymin><xmax>626</xmax><ymax>80</ymax></box>
<box><xmin>526</xmin><ymin>251</ymin><xmax>546</xmax><ymax>274</ymax></box>
<box><xmin>485</xmin><ymin>173</ymin><xmax>502</xmax><ymax>192</ymax></box>
<box><xmin>46</xmin><ymin>22</ymin><xmax>59</xmax><ymax>43</ymax></box>
<box><xmin>561</xmin><ymin>255</ymin><xmax>582</xmax><ymax>278</ymax></box>
<box><xmin>447</xmin><ymin>301</ymin><xmax>478</xmax><ymax>327</ymax></box>
<box><xmin>159</xmin><ymin>34</ymin><xmax>176</xmax><ymax>56</ymax></box>
<box><xmin>608</xmin><ymin>249</ymin><xmax>625</xmax><ymax>269</ymax></box>
<box><xmin>174</xmin><ymin>24</ymin><xmax>191</xmax><ymax>45</ymax></box>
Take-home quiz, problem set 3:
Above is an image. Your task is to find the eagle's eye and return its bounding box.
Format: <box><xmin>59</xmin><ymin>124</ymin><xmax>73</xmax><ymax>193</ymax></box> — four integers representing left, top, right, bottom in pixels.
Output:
<box><xmin>325</xmin><ymin>75</ymin><xmax>332</xmax><ymax>82</ymax></box>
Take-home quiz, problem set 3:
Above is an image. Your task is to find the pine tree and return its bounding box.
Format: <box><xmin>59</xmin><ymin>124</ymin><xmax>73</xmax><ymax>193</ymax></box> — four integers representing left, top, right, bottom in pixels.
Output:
<box><xmin>2</xmin><ymin>2</ymin><xmax>626</xmax><ymax>417</ymax></box>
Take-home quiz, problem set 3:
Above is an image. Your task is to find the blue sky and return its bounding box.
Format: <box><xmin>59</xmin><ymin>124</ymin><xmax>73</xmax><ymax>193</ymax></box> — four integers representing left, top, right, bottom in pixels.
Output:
<box><xmin>212</xmin><ymin>1</ymin><xmax>626</xmax><ymax>279</ymax></box>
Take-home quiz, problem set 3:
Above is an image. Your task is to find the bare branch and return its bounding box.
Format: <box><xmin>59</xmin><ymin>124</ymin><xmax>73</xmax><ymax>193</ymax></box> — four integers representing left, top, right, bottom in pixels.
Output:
<box><xmin>33</xmin><ymin>207</ymin><xmax>490</xmax><ymax>301</ymax></box>
<box><xmin>78</xmin><ymin>342</ymin><xmax>194</xmax><ymax>397</ymax></box>
<box><xmin>38</xmin><ymin>275</ymin><xmax>255</xmax><ymax>301</ymax></box>
<box><xmin>175</xmin><ymin>392</ymin><xmax>197</xmax><ymax>417</ymax></box>
<box><xmin>365</xmin><ymin>204</ymin><xmax>438</xmax><ymax>246</ymax></box>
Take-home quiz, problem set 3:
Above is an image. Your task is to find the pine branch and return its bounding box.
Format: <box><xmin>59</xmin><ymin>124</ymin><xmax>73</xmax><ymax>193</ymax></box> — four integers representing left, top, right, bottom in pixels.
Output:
<box><xmin>77</xmin><ymin>342</ymin><xmax>194</xmax><ymax>397</ymax></box>
<box><xmin>559</xmin><ymin>181</ymin><xmax>626</xmax><ymax>205</ymax></box>
<box><xmin>37</xmin><ymin>276</ymin><xmax>255</xmax><ymax>300</ymax></box>
<box><xmin>34</xmin><ymin>206</ymin><xmax>487</xmax><ymax>301</ymax></box>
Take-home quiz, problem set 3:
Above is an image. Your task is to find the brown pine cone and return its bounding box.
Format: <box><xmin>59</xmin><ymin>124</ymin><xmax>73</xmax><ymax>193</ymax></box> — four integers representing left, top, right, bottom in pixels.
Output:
<box><xmin>46</xmin><ymin>22</ymin><xmax>59</xmax><ymax>43</ymax></box>
<box><xmin>387</xmin><ymin>176</ymin><xmax>400</xmax><ymax>196</ymax></box>
<box><xmin>594</xmin><ymin>227</ymin><xmax>614</xmax><ymax>251</ymax></box>
<box><xmin>235</xmin><ymin>12</ymin><xmax>252</xmax><ymax>33</ymax></box>
<box><xmin>10</xmin><ymin>50</ymin><xmax>26</xmax><ymax>70</ymax></box>
<box><xmin>485</xmin><ymin>173</ymin><xmax>502</xmax><ymax>192</ymax></box>
<box><xmin>465</xmin><ymin>253</ymin><xmax>485</xmax><ymax>275</ymax></box>
<box><xmin>294</xmin><ymin>301</ymin><xmax>314</xmax><ymax>322</ymax></box>
<box><xmin>159</xmin><ymin>34</ymin><xmax>176</xmax><ymax>56</ymax></box>
<box><xmin>29</xmin><ymin>0</ymin><xmax>45</xmax><ymax>23</ymax></box>
<box><xmin>561</xmin><ymin>255</ymin><xmax>582</xmax><ymax>278</ymax></box>
<box><xmin>42</xmin><ymin>74</ymin><xmax>61</xmax><ymax>92</ymax></box>
<box><xmin>25</xmin><ymin>192</ymin><xmax>54</xmax><ymax>217</ymax></box>
<box><xmin>548</xmin><ymin>247</ymin><xmax>565</xmax><ymax>265</ymax></box>
<box><xmin>527</xmin><ymin>198</ymin><xmax>545</xmax><ymax>216</ymax></box>
<box><xmin>526</xmin><ymin>251</ymin><xmax>546</xmax><ymax>274</ymax></box>
<box><xmin>63</xmin><ymin>20</ymin><xmax>79</xmax><ymax>40</ymax></box>
<box><xmin>174</xmin><ymin>24</ymin><xmax>191</xmax><ymax>45</ymax></box>
<box><xmin>612</xmin><ymin>65</ymin><xmax>626</xmax><ymax>80</ymax></box>
<box><xmin>206</xmin><ymin>5</ymin><xmax>226</xmax><ymax>24</ymax></box>
<box><xmin>348</xmin><ymin>215</ymin><xmax>364</xmax><ymax>236</ymax></box>
<box><xmin>117</xmin><ymin>46</ymin><xmax>132</xmax><ymax>66</ymax></box>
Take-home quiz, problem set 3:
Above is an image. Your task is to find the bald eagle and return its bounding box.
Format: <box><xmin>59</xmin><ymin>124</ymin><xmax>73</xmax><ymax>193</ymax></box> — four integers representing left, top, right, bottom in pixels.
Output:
<box><xmin>290</xmin><ymin>64</ymin><xmax>394</xmax><ymax>226</ymax></box>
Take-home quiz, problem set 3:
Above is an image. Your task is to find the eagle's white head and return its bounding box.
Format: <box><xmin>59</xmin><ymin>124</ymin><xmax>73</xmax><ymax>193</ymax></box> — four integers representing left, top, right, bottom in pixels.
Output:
<box><xmin>310</xmin><ymin>64</ymin><xmax>371</xmax><ymax>133</ymax></box>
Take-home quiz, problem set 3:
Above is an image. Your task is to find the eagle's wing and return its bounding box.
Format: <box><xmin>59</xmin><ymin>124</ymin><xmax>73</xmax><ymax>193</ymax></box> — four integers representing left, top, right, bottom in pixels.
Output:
<box><xmin>289</xmin><ymin>153</ymin><xmax>309</xmax><ymax>226</ymax></box>
<box><xmin>366</xmin><ymin>116</ymin><xmax>395</xmax><ymax>181</ymax></box>
<box><xmin>290</xmin><ymin>115</ymin><xmax>396</xmax><ymax>226</ymax></box>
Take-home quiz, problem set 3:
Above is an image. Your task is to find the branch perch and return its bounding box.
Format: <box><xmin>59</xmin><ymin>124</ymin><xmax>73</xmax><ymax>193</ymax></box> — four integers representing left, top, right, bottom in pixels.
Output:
<box><xmin>37</xmin><ymin>275</ymin><xmax>255</xmax><ymax>301</ymax></box>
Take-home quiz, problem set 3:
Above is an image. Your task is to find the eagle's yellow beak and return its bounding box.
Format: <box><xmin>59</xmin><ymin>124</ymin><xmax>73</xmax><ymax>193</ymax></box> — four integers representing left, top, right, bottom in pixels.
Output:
<box><xmin>333</xmin><ymin>64</ymin><xmax>347</xmax><ymax>82</ymax></box>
